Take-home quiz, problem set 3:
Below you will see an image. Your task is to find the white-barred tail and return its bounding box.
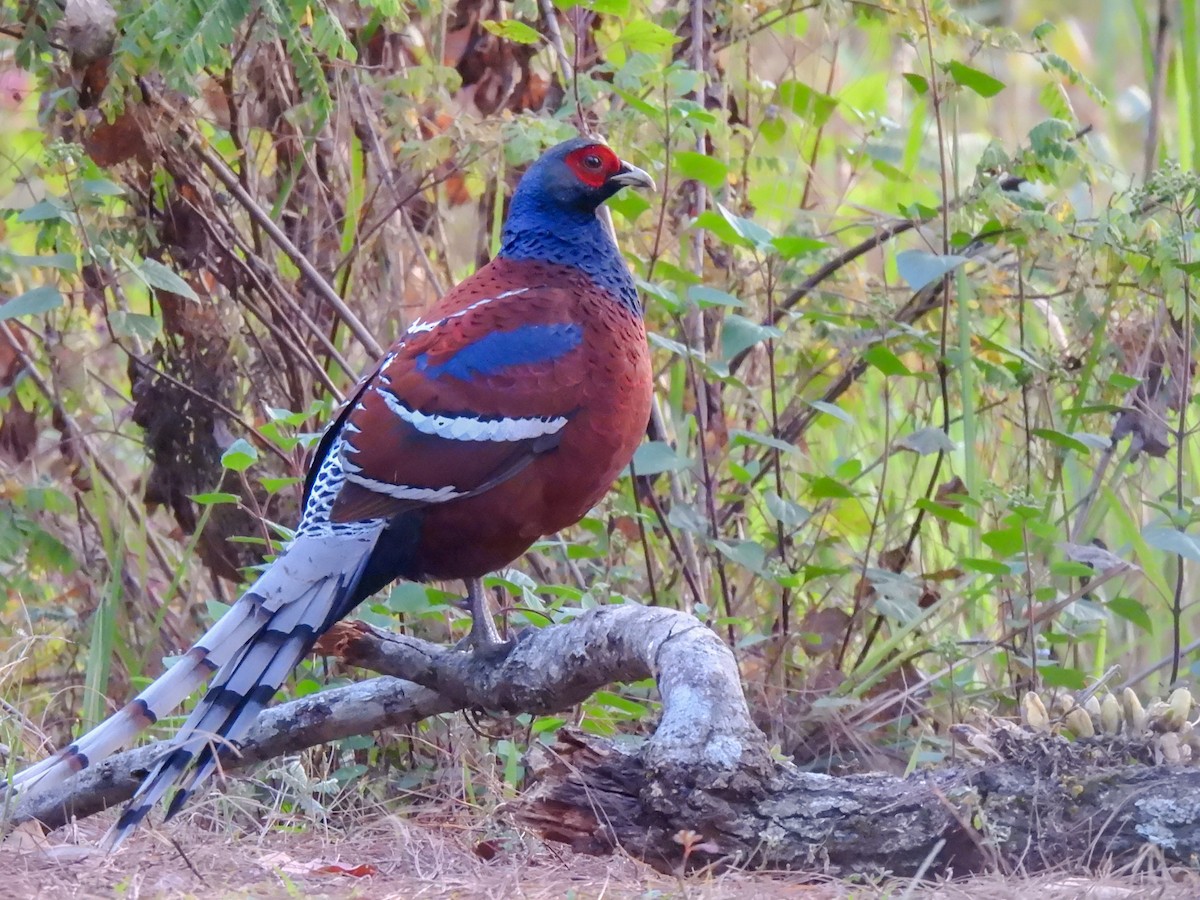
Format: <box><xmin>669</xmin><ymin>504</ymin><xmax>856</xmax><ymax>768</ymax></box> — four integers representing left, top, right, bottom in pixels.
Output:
<box><xmin>2</xmin><ymin>528</ymin><xmax>381</xmax><ymax>849</ymax></box>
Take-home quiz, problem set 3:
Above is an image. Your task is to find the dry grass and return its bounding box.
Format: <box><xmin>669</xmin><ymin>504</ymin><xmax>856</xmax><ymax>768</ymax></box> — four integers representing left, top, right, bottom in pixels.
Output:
<box><xmin>2</xmin><ymin>811</ymin><xmax>1198</xmax><ymax>899</ymax></box>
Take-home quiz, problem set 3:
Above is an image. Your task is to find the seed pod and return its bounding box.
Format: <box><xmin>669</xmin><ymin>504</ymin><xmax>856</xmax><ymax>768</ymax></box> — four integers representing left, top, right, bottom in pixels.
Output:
<box><xmin>1100</xmin><ymin>693</ymin><xmax>1122</xmax><ymax>735</ymax></box>
<box><xmin>1123</xmin><ymin>687</ymin><xmax>1148</xmax><ymax>734</ymax></box>
<box><xmin>1053</xmin><ymin>693</ymin><xmax>1075</xmax><ymax>717</ymax></box>
<box><xmin>1167</xmin><ymin>688</ymin><xmax>1193</xmax><ymax>730</ymax></box>
<box><xmin>1022</xmin><ymin>691</ymin><xmax>1050</xmax><ymax>733</ymax></box>
<box><xmin>1065</xmin><ymin>706</ymin><xmax>1095</xmax><ymax>738</ymax></box>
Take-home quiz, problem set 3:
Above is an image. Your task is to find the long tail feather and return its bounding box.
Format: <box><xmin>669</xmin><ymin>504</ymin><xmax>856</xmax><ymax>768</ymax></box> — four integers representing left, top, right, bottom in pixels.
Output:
<box><xmin>3</xmin><ymin>591</ymin><xmax>274</xmax><ymax>796</ymax></box>
<box><xmin>4</xmin><ymin>529</ymin><xmax>380</xmax><ymax>843</ymax></box>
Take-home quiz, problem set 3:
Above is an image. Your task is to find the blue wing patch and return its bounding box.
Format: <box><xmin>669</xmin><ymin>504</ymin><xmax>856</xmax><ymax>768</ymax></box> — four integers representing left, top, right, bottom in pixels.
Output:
<box><xmin>418</xmin><ymin>323</ymin><xmax>583</xmax><ymax>381</ymax></box>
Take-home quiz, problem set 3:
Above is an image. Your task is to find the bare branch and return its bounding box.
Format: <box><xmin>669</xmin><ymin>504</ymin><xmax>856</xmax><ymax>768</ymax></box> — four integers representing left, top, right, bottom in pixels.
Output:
<box><xmin>9</xmin><ymin>606</ymin><xmax>767</xmax><ymax>830</ymax></box>
<box><xmin>10</xmin><ymin>678</ymin><xmax>452</xmax><ymax>830</ymax></box>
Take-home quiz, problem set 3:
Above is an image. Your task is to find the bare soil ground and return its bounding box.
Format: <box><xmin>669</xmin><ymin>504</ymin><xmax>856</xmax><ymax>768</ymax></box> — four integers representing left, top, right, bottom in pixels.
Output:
<box><xmin>2</xmin><ymin>811</ymin><xmax>1199</xmax><ymax>900</ymax></box>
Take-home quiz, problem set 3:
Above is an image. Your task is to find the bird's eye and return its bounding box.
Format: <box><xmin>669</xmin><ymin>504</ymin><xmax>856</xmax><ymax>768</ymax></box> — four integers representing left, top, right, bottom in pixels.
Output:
<box><xmin>583</xmin><ymin>154</ymin><xmax>604</xmax><ymax>170</ymax></box>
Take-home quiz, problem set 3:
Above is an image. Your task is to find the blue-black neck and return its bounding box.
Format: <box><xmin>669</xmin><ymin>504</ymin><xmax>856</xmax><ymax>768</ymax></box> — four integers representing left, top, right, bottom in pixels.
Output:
<box><xmin>499</xmin><ymin>203</ymin><xmax>642</xmax><ymax>317</ymax></box>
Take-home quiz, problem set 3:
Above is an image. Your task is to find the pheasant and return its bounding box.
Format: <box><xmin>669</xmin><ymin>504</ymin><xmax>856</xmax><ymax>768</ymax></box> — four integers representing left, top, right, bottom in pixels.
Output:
<box><xmin>6</xmin><ymin>136</ymin><xmax>656</xmax><ymax>846</ymax></box>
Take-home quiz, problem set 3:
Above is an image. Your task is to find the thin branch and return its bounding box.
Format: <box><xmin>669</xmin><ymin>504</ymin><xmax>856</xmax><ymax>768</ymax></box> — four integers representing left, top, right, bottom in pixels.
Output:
<box><xmin>140</xmin><ymin>84</ymin><xmax>384</xmax><ymax>358</ymax></box>
<box><xmin>1143</xmin><ymin>0</ymin><xmax>1171</xmax><ymax>180</ymax></box>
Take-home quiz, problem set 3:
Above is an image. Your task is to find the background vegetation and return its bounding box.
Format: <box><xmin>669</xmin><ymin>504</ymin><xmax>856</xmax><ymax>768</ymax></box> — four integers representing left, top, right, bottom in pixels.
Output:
<box><xmin>1</xmin><ymin>0</ymin><xmax>1199</xmax><ymax>843</ymax></box>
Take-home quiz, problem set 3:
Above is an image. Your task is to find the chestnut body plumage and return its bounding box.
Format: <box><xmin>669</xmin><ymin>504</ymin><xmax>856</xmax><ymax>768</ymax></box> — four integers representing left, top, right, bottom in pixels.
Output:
<box><xmin>4</xmin><ymin>137</ymin><xmax>655</xmax><ymax>846</ymax></box>
<box><xmin>330</xmin><ymin>256</ymin><xmax>652</xmax><ymax>585</ymax></box>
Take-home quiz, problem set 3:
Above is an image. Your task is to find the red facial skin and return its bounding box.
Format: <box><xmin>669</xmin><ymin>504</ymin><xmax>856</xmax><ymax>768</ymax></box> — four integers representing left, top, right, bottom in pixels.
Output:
<box><xmin>564</xmin><ymin>144</ymin><xmax>622</xmax><ymax>188</ymax></box>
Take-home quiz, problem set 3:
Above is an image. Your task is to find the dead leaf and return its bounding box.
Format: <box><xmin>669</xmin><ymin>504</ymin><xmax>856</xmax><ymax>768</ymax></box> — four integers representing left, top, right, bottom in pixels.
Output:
<box><xmin>878</xmin><ymin>545</ymin><xmax>910</xmax><ymax>573</ymax></box>
<box><xmin>1</xmin><ymin>820</ymin><xmax>51</xmax><ymax>853</ymax></box>
<box><xmin>796</xmin><ymin>607</ymin><xmax>851</xmax><ymax>656</ymax></box>
<box><xmin>473</xmin><ymin>839</ymin><xmax>501</xmax><ymax>861</ymax></box>
<box><xmin>935</xmin><ymin>475</ymin><xmax>968</xmax><ymax>507</ymax></box>
<box><xmin>258</xmin><ymin>851</ymin><xmax>376</xmax><ymax>878</ymax></box>
<box><xmin>313</xmin><ymin>863</ymin><xmax>378</xmax><ymax>878</ymax></box>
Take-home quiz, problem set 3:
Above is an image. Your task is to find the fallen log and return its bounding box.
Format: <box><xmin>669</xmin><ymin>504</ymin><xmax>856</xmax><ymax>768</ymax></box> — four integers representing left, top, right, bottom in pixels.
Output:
<box><xmin>510</xmin><ymin>726</ymin><xmax>1200</xmax><ymax>876</ymax></box>
<box><xmin>8</xmin><ymin>604</ymin><xmax>1200</xmax><ymax>878</ymax></box>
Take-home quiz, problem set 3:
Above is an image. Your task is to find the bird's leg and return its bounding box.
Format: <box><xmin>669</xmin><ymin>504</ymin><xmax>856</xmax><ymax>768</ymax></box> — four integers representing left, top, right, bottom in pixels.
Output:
<box><xmin>458</xmin><ymin>576</ymin><xmax>506</xmax><ymax>653</ymax></box>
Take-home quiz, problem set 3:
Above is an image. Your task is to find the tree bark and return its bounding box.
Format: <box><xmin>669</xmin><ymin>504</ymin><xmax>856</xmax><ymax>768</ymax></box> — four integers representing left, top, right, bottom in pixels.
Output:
<box><xmin>511</xmin><ymin>726</ymin><xmax>1200</xmax><ymax>877</ymax></box>
<box><xmin>8</xmin><ymin>604</ymin><xmax>1200</xmax><ymax>879</ymax></box>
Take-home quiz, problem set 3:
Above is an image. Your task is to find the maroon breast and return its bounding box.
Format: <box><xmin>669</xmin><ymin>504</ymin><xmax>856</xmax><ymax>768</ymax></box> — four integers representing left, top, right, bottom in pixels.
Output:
<box><xmin>410</xmin><ymin>265</ymin><xmax>652</xmax><ymax>580</ymax></box>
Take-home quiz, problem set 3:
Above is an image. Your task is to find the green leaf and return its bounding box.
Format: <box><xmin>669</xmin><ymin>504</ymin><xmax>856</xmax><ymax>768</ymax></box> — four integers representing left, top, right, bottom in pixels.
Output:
<box><xmin>611</xmin><ymin>87</ymin><xmax>661</xmax><ymax>121</ymax></box>
<box><xmin>480</xmin><ymin>19</ymin><xmax>541</xmax><ymax>44</ymax></box>
<box><xmin>619</xmin><ymin>19</ymin><xmax>679</xmax><ymax>52</ymax></box>
<box><xmin>628</xmin><ymin>441</ymin><xmax>691</xmax><ymax>476</ymax></box>
<box><xmin>765</xmin><ymin>491</ymin><xmax>808</xmax><ymax>527</ymax></box>
<box><xmin>10</xmin><ymin>252</ymin><xmax>76</xmax><ymax>270</ymax></box>
<box><xmin>1038</xmin><ymin>82</ymin><xmax>1075</xmax><ymax>123</ymax></box>
<box><xmin>1032</xmin><ymin>428</ymin><xmax>1091</xmax><ymax>454</ymax></box>
<box><xmin>221</xmin><ymin>438</ymin><xmax>259</xmax><ymax>472</ymax></box>
<box><xmin>914</xmin><ymin>498</ymin><xmax>977</xmax><ymax>528</ymax></box>
<box><xmin>687</xmin><ymin>286</ymin><xmax>743</xmax><ymax>308</ymax></box>
<box><xmin>808</xmin><ymin>476</ymin><xmax>855</xmax><ymax>499</ymax></box>
<box><xmin>1049</xmin><ymin>561</ymin><xmax>1096</xmax><ymax>579</ymax></box>
<box><xmin>1029</xmin><ymin>119</ymin><xmax>1076</xmax><ymax>156</ymax></box>
<box><xmin>260</xmin><ymin>476</ymin><xmax>301</xmax><ymax>494</ymax></box>
<box><xmin>1069</xmin><ymin>432</ymin><xmax>1111</xmax><ymax>450</ymax></box>
<box><xmin>808</xmin><ymin>399</ymin><xmax>854</xmax><ymax>426</ymax></box>
<box><xmin>1038</xmin><ymin>664</ymin><xmax>1087</xmax><ymax>690</ymax></box>
<box><xmin>108</xmin><ymin>310</ymin><xmax>161</xmax><ymax>340</ymax></box>
<box><xmin>715</xmin><ymin>202</ymin><xmax>774</xmax><ymax>250</ymax></box>
<box><xmin>715</xmin><ymin>539</ymin><xmax>768</xmax><ymax>575</ymax></box>
<box><xmin>608</xmin><ymin>190</ymin><xmax>652</xmax><ymax>222</ymax></box>
<box><xmin>388</xmin><ymin>583</ymin><xmax>438</xmax><ymax>614</ymax></box>
<box><xmin>945</xmin><ymin>61</ymin><xmax>1006</xmax><ymax>98</ymax></box>
<box><xmin>1032</xmin><ymin>21</ymin><xmax>1055</xmax><ymax>41</ymax></box>
<box><xmin>0</xmin><ymin>285</ymin><xmax>62</xmax><ymax>321</ymax></box>
<box><xmin>1143</xmin><ymin>526</ymin><xmax>1200</xmax><ymax>562</ymax></box>
<box><xmin>895</xmin><ymin>249</ymin><xmax>969</xmax><ymax>291</ymax></box>
<box><xmin>587</xmin><ymin>0</ymin><xmax>630</xmax><ymax>14</ymax></box>
<box><xmin>673</xmin><ymin>151</ymin><xmax>727</xmax><ymax>190</ymax></box>
<box><xmin>721</xmin><ymin>314</ymin><xmax>782</xmax><ymax>360</ymax></box>
<box><xmin>81</xmin><ymin>178</ymin><xmax>125</xmax><ymax>197</ymax></box>
<box><xmin>190</xmin><ymin>492</ymin><xmax>241</xmax><ymax>505</ymax></box>
<box><xmin>729</xmin><ymin>430</ymin><xmax>798</xmax><ymax>455</ymax></box>
<box><xmin>777</xmin><ymin>80</ymin><xmax>837</xmax><ymax>125</ymax></box>
<box><xmin>1107</xmin><ymin>596</ymin><xmax>1153</xmax><ymax>633</ymax></box>
<box><xmin>863</xmin><ymin>344</ymin><xmax>912</xmax><ymax>376</ymax></box>
<box><xmin>903</xmin><ymin>72</ymin><xmax>929</xmax><ymax>95</ymax></box>
<box><xmin>16</xmin><ymin>199</ymin><xmax>67</xmax><ymax>222</ymax></box>
<box><xmin>135</xmin><ymin>259</ymin><xmax>200</xmax><ymax>301</ymax></box>
<box><xmin>770</xmin><ymin>235</ymin><xmax>828</xmax><ymax>258</ymax></box>
<box><xmin>592</xmin><ymin>689</ymin><xmax>648</xmax><ymax>717</ymax></box>
<box><xmin>982</xmin><ymin>526</ymin><xmax>1024</xmax><ymax>557</ymax></box>
<box><xmin>206</xmin><ymin>599</ymin><xmax>232</xmax><ymax>621</ymax></box>
<box><xmin>868</xmin><ymin>570</ymin><xmax>923</xmax><ymax>624</ymax></box>
<box><xmin>692</xmin><ymin>210</ymin><xmax>747</xmax><ymax>246</ymax></box>
<box><xmin>961</xmin><ymin>557</ymin><xmax>1011</xmax><ymax>575</ymax></box>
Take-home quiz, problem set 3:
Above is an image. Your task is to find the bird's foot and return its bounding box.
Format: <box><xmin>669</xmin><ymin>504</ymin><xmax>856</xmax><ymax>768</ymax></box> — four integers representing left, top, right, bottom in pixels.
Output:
<box><xmin>453</xmin><ymin>585</ymin><xmax>514</xmax><ymax>657</ymax></box>
<box><xmin>452</xmin><ymin>623</ymin><xmax>515</xmax><ymax>658</ymax></box>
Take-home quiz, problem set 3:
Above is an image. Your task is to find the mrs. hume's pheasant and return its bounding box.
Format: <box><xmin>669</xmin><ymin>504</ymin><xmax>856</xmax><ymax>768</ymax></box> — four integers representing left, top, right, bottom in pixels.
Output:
<box><xmin>6</xmin><ymin>136</ymin><xmax>656</xmax><ymax>846</ymax></box>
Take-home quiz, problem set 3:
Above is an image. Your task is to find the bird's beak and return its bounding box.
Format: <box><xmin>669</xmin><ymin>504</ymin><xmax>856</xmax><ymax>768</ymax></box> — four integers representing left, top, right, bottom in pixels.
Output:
<box><xmin>610</xmin><ymin>161</ymin><xmax>656</xmax><ymax>192</ymax></box>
